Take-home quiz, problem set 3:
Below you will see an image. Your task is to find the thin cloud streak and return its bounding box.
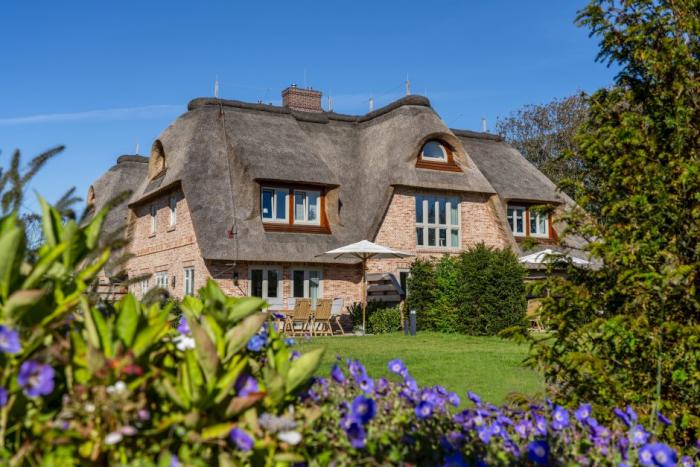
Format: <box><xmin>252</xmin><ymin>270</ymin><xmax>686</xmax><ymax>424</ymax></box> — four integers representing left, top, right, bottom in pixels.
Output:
<box><xmin>0</xmin><ymin>104</ymin><xmax>183</xmax><ymax>126</ymax></box>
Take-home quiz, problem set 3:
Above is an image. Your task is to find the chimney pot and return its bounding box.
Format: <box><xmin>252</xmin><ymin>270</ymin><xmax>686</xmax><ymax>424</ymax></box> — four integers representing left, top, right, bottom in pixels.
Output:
<box><xmin>282</xmin><ymin>84</ymin><xmax>323</xmax><ymax>113</ymax></box>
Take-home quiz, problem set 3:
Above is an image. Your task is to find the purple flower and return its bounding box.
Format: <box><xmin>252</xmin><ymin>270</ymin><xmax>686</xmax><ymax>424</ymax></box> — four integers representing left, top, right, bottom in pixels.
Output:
<box><xmin>289</xmin><ymin>350</ymin><xmax>301</xmax><ymax>361</ymax></box>
<box><xmin>448</xmin><ymin>392</ymin><xmax>460</xmax><ymax>407</ymax></box>
<box><xmin>443</xmin><ymin>452</ymin><xmax>469</xmax><ymax>467</ymax></box>
<box><xmin>358</xmin><ymin>376</ymin><xmax>374</xmax><ymax>394</ymax></box>
<box><xmin>375</xmin><ymin>377</ymin><xmax>389</xmax><ymax>395</ymax></box>
<box><xmin>0</xmin><ymin>326</ymin><xmax>21</xmax><ymax>354</ymax></box>
<box><xmin>331</xmin><ymin>364</ymin><xmax>345</xmax><ymax>384</ymax></box>
<box><xmin>552</xmin><ymin>405</ymin><xmax>569</xmax><ymax>430</ymax></box>
<box><xmin>0</xmin><ymin>387</ymin><xmax>7</xmax><ymax>407</ymax></box>
<box><xmin>415</xmin><ymin>400</ymin><xmax>433</xmax><ymax>419</ymax></box>
<box><xmin>467</xmin><ymin>391</ymin><xmax>481</xmax><ymax>405</ymax></box>
<box><xmin>229</xmin><ymin>428</ymin><xmax>254</xmax><ymax>451</ymax></box>
<box><xmin>514</xmin><ymin>419</ymin><xmax>531</xmax><ymax>439</ymax></box>
<box><xmin>527</xmin><ymin>440</ymin><xmax>549</xmax><ymax>465</ymax></box>
<box><xmin>477</xmin><ymin>425</ymin><xmax>493</xmax><ymax>444</ymax></box>
<box><xmin>340</xmin><ymin>416</ymin><xmax>366</xmax><ymax>449</ymax></box>
<box><xmin>657</xmin><ymin>411</ymin><xmax>671</xmax><ymax>426</ymax></box>
<box><xmin>680</xmin><ymin>456</ymin><xmax>695</xmax><ymax>467</ymax></box>
<box><xmin>625</xmin><ymin>406</ymin><xmax>637</xmax><ymax>423</ymax></box>
<box><xmin>18</xmin><ymin>360</ymin><xmax>55</xmax><ymax>397</ymax></box>
<box><xmin>650</xmin><ymin>443</ymin><xmax>677</xmax><ymax>467</ymax></box>
<box><xmin>533</xmin><ymin>414</ymin><xmax>547</xmax><ymax>436</ymax></box>
<box><xmin>351</xmin><ymin>395</ymin><xmax>376</xmax><ymax>425</ymax></box>
<box><xmin>614</xmin><ymin>407</ymin><xmax>631</xmax><ymax>427</ymax></box>
<box><xmin>629</xmin><ymin>425</ymin><xmax>650</xmax><ymax>447</ymax></box>
<box><xmin>246</xmin><ymin>334</ymin><xmax>266</xmax><ymax>352</ymax></box>
<box><xmin>176</xmin><ymin>316</ymin><xmax>190</xmax><ymax>335</ymax></box>
<box><xmin>638</xmin><ymin>444</ymin><xmax>655</xmax><ymax>466</ymax></box>
<box><xmin>387</xmin><ymin>358</ymin><xmax>406</xmax><ymax>375</ymax></box>
<box><xmin>347</xmin><ymin>359</ymin><xmax>367</xmax><ymax>380</ymax></box>
<box><xmin>575</xmin><ymin>403</ymin><xmax>592</xmax><ymax>422</ymax></box>
<box><xmin>234</xmin><ymin>374</ymin><xmax>259</xmax><ymax>397</ymax></box>
<box><xmin>405</xmin><ymin>377</ymin><xmax>419</xmax><ymax>392</ymax></box>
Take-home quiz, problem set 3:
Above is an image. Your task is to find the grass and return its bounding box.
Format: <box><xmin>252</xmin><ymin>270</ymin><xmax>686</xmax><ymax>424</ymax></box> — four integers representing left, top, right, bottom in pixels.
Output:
<box><xmin>296</xmin><ymin>332</ymin><xmax>543</xmax><ymax>405</ymax></box>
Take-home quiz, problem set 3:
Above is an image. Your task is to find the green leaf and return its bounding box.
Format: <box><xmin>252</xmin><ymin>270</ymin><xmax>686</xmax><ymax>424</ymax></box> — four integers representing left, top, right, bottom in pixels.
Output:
<box><xmin>132</xmin><ymin>321</ymin><xmax>169</xmax><ymax>357</ymax></box>
<box><xmin>185</xmin><ymin>311</ymin><xmax>220</xmax><ymax>381</ymax></box>
<box><xmin>286</xmin><ymin>347</ymin><xmax>325</xmax><ymax>393</ymax></box>
<box><xmin>4</xmin><ymin>289</ymin><xmax>44</xmax><ymax>320</ymax></box>
<box><xmin>116</xmin><ymin>294</ymin><xmax>139</xmax><ymax>346</ymax></box>
<box><xmin>225</xmin><ymin>313</ymin><xmax>268</xmax><ymax>358</ymax></box>
<box><xmin>229</xmin><ymin>297</ymin><xmax>267</xmax><ymax>323</ymax></box>
<box><xmin>0</xmin><ymin>215</ymin><xmax>23</xmax><ymax>301</ymax></box>
<box><xmin>83</xmin><ymin>207</ymin><xmax>107</xmax><ymax>250</ymax></box>
<box><xmin>201</xmin><ymin>422</ymin><xmax>235</xmax><ymax>441</ymax></box>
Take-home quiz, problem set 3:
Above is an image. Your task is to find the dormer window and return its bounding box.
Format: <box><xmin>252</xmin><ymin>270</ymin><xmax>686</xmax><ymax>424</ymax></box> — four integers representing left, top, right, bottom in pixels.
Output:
<box><xmin>421</xmin><ymin>141</ymin><xmax>448</xmax><ymax>162</ymax></box>
<box><xmin>261</xmin><ymin>184</ymin><xmax>329</xmax><ymax>233</ymax></box>
<box><xmin>416</xmin><ymin>140</ymin><xmax>462</xmax><ymax>172</ymax></box>
<box><xmin>507</xmin><ymin>204</ymin><xmax>552</xmax><ymax>239</ymax></box>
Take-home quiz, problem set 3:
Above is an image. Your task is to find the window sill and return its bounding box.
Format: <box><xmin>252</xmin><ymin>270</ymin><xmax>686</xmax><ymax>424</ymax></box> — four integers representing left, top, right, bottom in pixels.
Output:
<box><xmin>416</xmin><ymin>247</ymin><xmax>462</xmax><ymax>253</ymax></box>
<box><xmin>167</xmin><ymin>226</ymin><xmax>176</xmax><ymax>232</ymax></box>
<box><xmin>148</xmin><ymin>233</ymin><xmax>156</xmax><ymax>238</ymax></box>
<box><xmin>263</xmin><ymin>223</ymin><xmax>331</xmax><ymax>234</ymax></box>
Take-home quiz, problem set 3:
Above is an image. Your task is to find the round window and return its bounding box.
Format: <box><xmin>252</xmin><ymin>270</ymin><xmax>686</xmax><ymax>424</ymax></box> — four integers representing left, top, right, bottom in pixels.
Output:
<box><xmin>421</xmin><ymin>141</ymin><xmax>448</xmax><ymax>161</ymax></box>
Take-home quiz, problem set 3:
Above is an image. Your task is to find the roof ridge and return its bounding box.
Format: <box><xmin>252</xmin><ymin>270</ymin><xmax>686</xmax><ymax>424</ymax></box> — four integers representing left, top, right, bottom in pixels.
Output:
<box><xmin>450</xmin><ymin>128</ymin><xmax>504</xmax><ymax>142</ymax></box>
<box><xmin>116</xmin><ymin>155</ymin><xmax>149</xmax><ymax>164</ymax></box>
<box><xmin>186</xmin><ymin>95</ymin><xmax>432</xmax><ymax>124</ymax></box>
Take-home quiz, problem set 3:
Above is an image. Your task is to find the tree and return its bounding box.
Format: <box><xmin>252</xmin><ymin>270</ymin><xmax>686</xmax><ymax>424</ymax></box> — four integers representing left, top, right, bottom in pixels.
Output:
<box><xmin>496</xmin><ymin>93</ymin><xmax>588</xmax><ymax>196</ymax></box>
<box><xmin>523</xmin><ymin>0</ymin><xmax>699</xmax><ymax>446</ymax></box>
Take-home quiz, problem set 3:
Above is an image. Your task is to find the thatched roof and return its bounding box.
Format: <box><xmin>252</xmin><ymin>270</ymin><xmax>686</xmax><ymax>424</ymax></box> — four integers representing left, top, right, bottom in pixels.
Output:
<box><xmin>110</xmin><ymin>95</ymin><xmax>564</xmax><ymax>264</ymax></box>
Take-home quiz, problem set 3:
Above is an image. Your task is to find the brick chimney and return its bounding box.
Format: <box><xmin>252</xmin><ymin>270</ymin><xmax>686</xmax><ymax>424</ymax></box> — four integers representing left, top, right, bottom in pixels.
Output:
<box><xmin>282</xmin><ymin>84</ymin><xmax>323</xmax><ymax>112</ymax></box>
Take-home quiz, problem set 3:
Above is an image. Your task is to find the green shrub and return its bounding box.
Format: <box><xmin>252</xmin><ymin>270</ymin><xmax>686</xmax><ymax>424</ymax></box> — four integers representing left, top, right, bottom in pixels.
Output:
<box><xmin>406</xmin><ymin>245</ymin><xmax>527</xmax><ymax>335</ymax></box>
<box><xmin>367</xmin><ymin>306</ymin><xmax>401</xmax><ymax>334</ymax></box>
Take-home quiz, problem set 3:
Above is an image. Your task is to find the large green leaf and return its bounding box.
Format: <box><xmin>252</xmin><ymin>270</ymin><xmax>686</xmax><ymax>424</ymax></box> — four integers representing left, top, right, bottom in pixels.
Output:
<box><xmin>0</xmin><ymin>214</ymin><xmax>23</xmax><ymax>302</ymax></box>
<box><xmin>21</xmin><ymin>242</ymin><xmax>67</xmax><ymax>290</ymax></box>
<box><xmin>132</xmin><ymin>321</ymin><xmax>169</xmax><ymax>357</ymax></box>
<box><xmin>89</xmin><ymin>307</ymin><xmax>113</xmax><ymax>358</ymax></box>
<box><xmin>116</xmin><ymin>294</ymin><xmax>139</xmax><ymax>346</ymax></box>
<box><xmin>285</xmin><ymin>347</ymin><xmax>325</xmax><ymax>393</ymax></box>
<box><xmin>224</xmin><ymin>313</ymin><xmax>268</xmax><ymax>358</ymax></box>
<box><xmin>83</xmin><ymin>207</ymin><xmax>107</xmax><ymax>250</ymax></box>
<box><xmin>228</xmin><ymin>297</ymin><xmax>267</xmax><ymax>323</ymax></box>
<box><xmin>186</xmin><ymin>311</ymin><xmax>220</xmax><ymax>382</ymax></box>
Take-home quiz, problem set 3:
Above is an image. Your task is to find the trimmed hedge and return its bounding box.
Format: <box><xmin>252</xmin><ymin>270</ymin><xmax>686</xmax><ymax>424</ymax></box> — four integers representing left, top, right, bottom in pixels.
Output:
<box><xmin>406</xmin><ymin>244</ymin><xmax>527</xmax><ymax>335</ymax></box>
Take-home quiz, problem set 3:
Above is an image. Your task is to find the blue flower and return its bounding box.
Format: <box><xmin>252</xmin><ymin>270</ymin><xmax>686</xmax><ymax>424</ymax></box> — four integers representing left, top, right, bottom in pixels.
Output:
<box><xmin>176</xmin><ymin>317</ymin><xmax>190</xmax><ymax>335</ymax></box>
<box><xmin>375</xmin><ymin>377</ymin><xmax>389</xmax><ymax>395</ymax></box>
<box><xmin>358</xmin><ymin>376</ymin><xmax>374</xmax><ymax>394</ymax></box>
<box><xmin>614</xmin><ymin>407</ymin><xmax>631</xmax><ymax>427</ymax></box>
<box><xmin>514</xmin><ymin>419</ymin><xmax>530</xmax><ymax>439</ymax></box>
<box><xmin>638</xmin><ymin>444</ymin><xmax>655</xmax><ymax>466</ymax></box>
<box><xmin>552</xmin><ymin>405</ymin><xmax>569</xmax><ymax>430</ymax></box>
<box><xmin>650</xmin><ymin>443</ymin><xmax>677</xmax><ymax>467</ymax></box>
<box><xmin>477</xmin><ymin>425</ymin><xmax>493</xmax><ymax>444</ymax></box>
<box><xmin>442</xmin><ymin>452</ymin><xmax>469</xmax><ymax>467</ymax></box>
<box><xmin>527</xmin><ymin>440</ymin><xmax>549</xmax><ymax>465</ymax></box>
<box><xmin>575</xmin><ymin>403</ymin><xmax>592</xmax><ymax>422</ymax></box>
<box><xmin>387</xmin><ymin>358</ymin><xmax>406</xmax><ymax>375</ymax></box>
<box><xmin>234</xmin><ymin>374</ymin><xmax>259</xmax><ymax>397</ymax></box>
<box><xmin>229</xmin><ymin>428</ymin><xmax>254</xmax><ymax>451</ymax></box>
<box><xmin>629</xmin><ymin>425</ymin><xmax>650</xmax><ymax>447</ymax></box>
<box><xmin>351</xmin><ymin>395</ymin><xmax>376</xmax><ymax>425</ymax></box>
<box><xmin>246</xmin><ymin>334</ymin><xmax>266</xmax><ymax>352</ymax></box>
<box><xmin>18</xmin><ymin>360</ymin><xmax>54</xmax><ymax>397</ymax></box>
<box><xmin>289</xmin><ymin>350</ymin><xmax>300</xmax><ymax>361</ymax></box>
<box><xmin>331</xmin><ymin>364</ymin><xmax>345</xmax><ymax>384</ymax></box>
<box><xmin>0</xmin><ymin>326</ymin><xmax>21</xmax><ymax>354</ymax></box>
<box><xmin>625</xmin><ymin>406</ymin><xmax>637</xmax><ymax>423</ymax></box>
<box><xmin>347</xmin><ymin>359</ymin><xmax>367</xmax><ymax>380</ymax></box>
<box><xmin>467</xmin><ymin>391</ymin><xmax>481</xmax><ymax>405</ymax></box>
<box><xmin>340</xmin><ymin>416</ymin><xmax>366</xmax><ymax>449</ymax></box>
<box><xmin>533</xmin><ymin>414</ymin><xmax>547</xmax><ymax>436</ymax></box>
<box><xmin>680</xmin><ymin>455</ymin><xmax>695</xmax><ymax>467</ymax></box>
<box><xmin>415</xmin><ymin>400</ymin><xmax>433</xmax><ymax>419</ymax></box>
<box><xmin>447</xmin><ymin>392</ymin><xmax>460</xmax><ymax>407</ymax></box>
<box><xmin>0</xmin><ymin>387</ymin><xmax>7</xmax><ymax>407</ymax></box>
<box><xmin>657</xmin><ymin>411</ymin><xmax>671</xmax><ymax>426</ymax></box>
<box><xmin>284</xmin><ymin>337</ymin><xmax>296</xmax><ymax>346</ymax></box>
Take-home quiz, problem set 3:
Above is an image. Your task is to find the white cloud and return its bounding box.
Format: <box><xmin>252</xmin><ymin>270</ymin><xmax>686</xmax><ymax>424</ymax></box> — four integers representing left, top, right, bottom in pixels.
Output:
<box><xmin>0</xmin><ymin>104</ymin><xmax>183</xmax><ymax>126</ymax></box>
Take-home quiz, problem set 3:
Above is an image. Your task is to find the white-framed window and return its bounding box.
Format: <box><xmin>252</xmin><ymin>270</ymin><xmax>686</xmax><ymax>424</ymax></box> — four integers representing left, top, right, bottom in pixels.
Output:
<box><xmin>398</xmin><ymin>269</ymin><xmax>410</xmax><ymax>297</ymax></box>
<box><xmin>529</xmin><ymin>208</ymin><xmax>549</xmax><ymax>237</ymax></box>
<box><xmin>169</xmin><ymin>195</ymin><xmax>177</xmax><ymax>227</ymax></box>
<box><xmin>292</xmin><ymin>269</ymin><xmax>323</xmax><ymax>304</ymax></box>
<box><xmin>139</xmin><ymin>277</ymin><xmax>149</xmax><ymax>295</ymax></box>
<box><xmin>249</xmin><ymin>266</ymin><xmax>283</xmax><ymax>304</ymax></box>
<box><xmin>293</xmin><ymin>190</ymin><xmax>320</xmax><ymax>225</ymax></box>
<box><xmin>150</xmin><ymin>205</ymin><xmax>157</xmax><ymax>234</ymax></box>
<box><xmin>420</xmin><ymin>141</ymin><xmax>448</xmax><ymax>162</ymax></box>
<box><xmin>415</xmin><ymin>194</ymin><xmax>460</xmax><ymax>249</ymax></box>
<box><xmin>155</xmin><ymin>271</ymin><xmax>168</xmax><ymax>289</ymax></box>
<box><xmin>507</xmin><ymin>206</ymin><xmax>526</xmax><ymax>235</ymax></box>
<box><xmin>261</xmin><ymin>187</ymin><xmax>289</xmax><ymax>223</ymax></box>
<box><xmin>183</xmin><ymin>267</ymin><xmax>194</xmax><ymax>296</ymax></box>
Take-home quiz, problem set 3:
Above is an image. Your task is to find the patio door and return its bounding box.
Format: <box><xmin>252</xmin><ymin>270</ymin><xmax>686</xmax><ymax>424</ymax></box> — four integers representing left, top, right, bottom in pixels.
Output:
<box><xmin>249</xmin><ymin>266</ymin><xmax>283</xmax><ymax>305</ymax></box>
<box><xmin>292</xmin><ymin>269</ymin><xmax>323</xmax><ymax>308</ymax></box>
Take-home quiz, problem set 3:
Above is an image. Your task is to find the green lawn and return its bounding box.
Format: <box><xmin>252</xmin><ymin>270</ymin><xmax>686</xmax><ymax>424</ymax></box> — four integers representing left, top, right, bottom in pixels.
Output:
<box><xmin>296</xmin><ymin>332</ymin><xmax>543</xmax><ymax>405</ymax></box>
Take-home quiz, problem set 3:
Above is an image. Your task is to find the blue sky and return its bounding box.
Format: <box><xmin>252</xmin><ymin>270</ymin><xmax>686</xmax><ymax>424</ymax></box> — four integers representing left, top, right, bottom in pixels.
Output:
<box><xmin>0</xmin><ymin>0</ymin><xmax>615</xmax><ymax>213</ymax></box>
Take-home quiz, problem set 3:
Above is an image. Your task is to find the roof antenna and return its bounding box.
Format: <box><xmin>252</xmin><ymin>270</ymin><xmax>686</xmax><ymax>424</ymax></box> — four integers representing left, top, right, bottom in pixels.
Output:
<box><xmin>328</xmin><ymin>95</ymin><xmax>333</xmax><ymax>112</ymax></box>
<box><xmin>405</xmin><ymin>74</ymin><xmax>411</xmax><ymax>96</ymax></box>
<box><xmin>214</xmin><ymin>76</ymin><xmax>220</xmax><ymax>98</ymax></box>
<box><xmin>369</xmin><ymin>96</ymin><xmax>374</xmax><ymax>112</ymax></box>
<box><xmin>135</xmin><ymin>142</ymin><xmax>140</xmax><ymax>154</ymax></box>
<box><xmin>481</xmin><ymin>117</ymin><xmax>488</xmax><ymax>133</ymax></box>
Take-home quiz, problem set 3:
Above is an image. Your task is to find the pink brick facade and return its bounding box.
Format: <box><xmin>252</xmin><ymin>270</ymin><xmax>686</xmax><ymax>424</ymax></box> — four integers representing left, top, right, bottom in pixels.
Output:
<box><xmin>126</xmin><ymin>185</ymin><xmax>509</xmax><ymax>309</ymax></box>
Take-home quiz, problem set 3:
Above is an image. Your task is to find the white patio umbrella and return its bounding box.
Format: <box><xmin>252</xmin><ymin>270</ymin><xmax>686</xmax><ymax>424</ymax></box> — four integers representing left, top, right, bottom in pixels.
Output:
<box><xmin>518</xmin><ymin>248</ymin><xmax>590</xmax><ymax>266</ymax></box>
<box><xmin>318</xmin><ymin>240</ymin><xmax>413</xmax><ymax>334</ymax></box>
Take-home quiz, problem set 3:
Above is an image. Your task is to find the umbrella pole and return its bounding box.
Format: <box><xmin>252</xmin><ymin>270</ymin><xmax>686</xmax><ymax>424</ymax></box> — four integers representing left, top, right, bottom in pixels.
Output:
<box><xmin>362</xmin><ymin>257</ymin><xmax>367</xmax><ymax>335</ymax></box>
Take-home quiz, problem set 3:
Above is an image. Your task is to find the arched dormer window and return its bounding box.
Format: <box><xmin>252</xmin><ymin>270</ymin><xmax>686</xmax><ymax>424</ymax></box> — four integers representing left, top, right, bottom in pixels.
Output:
<box><xmin>416</xmin><ymin>140</ymin><xmax>462</xmax><ymax>172</ymax></box>
<box><xmin>148</xmin><ymin>140</ymin><xmax>166</xmax><ymax>179</ymax></box>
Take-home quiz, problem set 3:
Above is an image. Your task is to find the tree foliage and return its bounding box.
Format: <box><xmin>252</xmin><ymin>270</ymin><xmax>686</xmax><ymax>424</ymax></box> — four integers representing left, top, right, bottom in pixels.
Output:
<box><xmin>523</xmin><ymin>0</ymin><xmax>700</xmax><ymax>446</ymax></box>
<box><xmin>496</xmin><ymin>93</ymin><xmax>589</xmax><ymax>196</ymax></box>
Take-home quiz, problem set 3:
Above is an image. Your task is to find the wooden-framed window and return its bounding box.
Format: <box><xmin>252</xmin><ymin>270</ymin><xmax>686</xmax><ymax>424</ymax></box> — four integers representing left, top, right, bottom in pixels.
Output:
<box><xmin>150</xmin><ymin>205</ymin><xmax>157</xmax><ymax>234</ymax></box>
<box><xmin>183</xmin><ymin>267</ymin><xmax>195</xmax><ymax>296</ymax></box>
<box><xmin>249</xmin><ymin>266</ymin><xmax>282</xmax><ymax>305</ymax></box>
<box><xmin>292</xmin><ymin>269</ymin><xmax>322</xmax><ymax>303</ymax></box>
<box><xmin>260</xmin><ymin>183</ymin><xmax>330</xmax><ymax>233</ymax></box>
<box><xmin>415</xmin><ymin>140</ymin><xmax>462</xmax><ymax>172</ymax></box>
<box><xmin>415</xmin><ymin>194</ymin><xmax>460</xmax><ymax>249</ymax></box>
<box><xmin>169</xmin><ymin>195</ymin><xmax>177</xmax><ymax>227</ymax></box>
<box><xmin>507</xmin><ymin>206</ymin><xmax>526</xmax><ymax>235</ymax></box>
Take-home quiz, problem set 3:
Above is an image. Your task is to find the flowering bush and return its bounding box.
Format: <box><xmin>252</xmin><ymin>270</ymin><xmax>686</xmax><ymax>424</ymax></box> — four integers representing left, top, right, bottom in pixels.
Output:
<box><xmin>0</xmin><ymin>200</ymin><xmax>322</xmax><ymax>464</ymax></box>
<box><xmin>292</xmin><ymin>358</ymin><xmax>698</xmax><ymax>466</ymax></box>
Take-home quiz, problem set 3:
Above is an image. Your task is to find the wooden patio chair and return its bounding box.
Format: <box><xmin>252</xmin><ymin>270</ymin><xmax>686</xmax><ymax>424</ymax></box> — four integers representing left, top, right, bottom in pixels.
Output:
<box><xmin>312</xmin><ymin>299</ymin><xmax>333</xmax><ymax>336</ymax></box>
<box><xmin>527</xmin><ymin>299</ymin><xmax>546</xmax><ymax>332</ymax></box>
<box><xmin>283</xmin><ymin>298</ymin><xmax>312</xmax><ymax>336</ymax></box>
<box><xmin>330</xmin><ymin>298</ymin><xmax>346</xmax><ymax>335</ymax></box>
